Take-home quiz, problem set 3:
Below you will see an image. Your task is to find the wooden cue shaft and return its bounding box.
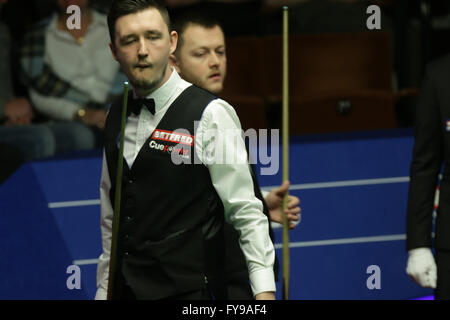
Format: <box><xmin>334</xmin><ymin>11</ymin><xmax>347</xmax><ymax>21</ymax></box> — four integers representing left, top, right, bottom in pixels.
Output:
<box><xmin>107</xmin><ymin>82</ymin><xmax>129</xmax><ymax>300</ymax></box>
<box><xmin>282</xmin><ymin>5</ymin><xmax>290</xmax><ymax>301</ymax></box>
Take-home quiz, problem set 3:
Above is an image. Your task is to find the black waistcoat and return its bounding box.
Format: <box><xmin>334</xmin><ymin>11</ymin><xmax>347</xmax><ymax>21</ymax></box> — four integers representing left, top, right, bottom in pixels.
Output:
<box><xmin>104</xmin><ymin>85</ymin><xmax>227</xmax><ymax>300</ymax></box>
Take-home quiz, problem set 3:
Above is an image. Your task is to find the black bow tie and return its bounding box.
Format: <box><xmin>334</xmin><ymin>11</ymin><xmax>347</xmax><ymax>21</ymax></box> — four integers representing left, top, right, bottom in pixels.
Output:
<box><xmin>128</xmin><ymin>97</ymin><xmax>155</xmax><ymax>116</ymax></box>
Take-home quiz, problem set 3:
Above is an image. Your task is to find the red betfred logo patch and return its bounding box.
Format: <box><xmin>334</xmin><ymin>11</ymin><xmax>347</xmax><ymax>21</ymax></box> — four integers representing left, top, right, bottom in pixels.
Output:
<box><xmin>151</xmin><ymin>129</ymin><xmax>194</xmax><ymax>146</ymax></box>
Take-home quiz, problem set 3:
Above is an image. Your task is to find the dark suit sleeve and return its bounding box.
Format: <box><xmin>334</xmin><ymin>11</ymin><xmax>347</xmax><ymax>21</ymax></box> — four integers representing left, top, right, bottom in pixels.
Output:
<box><xmin>406</xmin><ymin>64</ymin><xmax>443</xmax><ymax>251</ymax></box>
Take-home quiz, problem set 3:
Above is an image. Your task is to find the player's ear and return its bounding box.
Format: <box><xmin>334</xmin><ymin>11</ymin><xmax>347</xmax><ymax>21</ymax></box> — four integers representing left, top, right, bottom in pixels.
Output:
<box><xmin>169</xmin><ymin>53</ymin><xmax>181</xmax><ymax>74</ymax></box>
<box><xmin>169</xmin><ymin>30</ymin><xmax>178</xmax><ymax>55</ymax></box>
<box><xmin>109</xmin><ymin>42</ymin><xmax>118</xmax><ymax>62</ymax></box>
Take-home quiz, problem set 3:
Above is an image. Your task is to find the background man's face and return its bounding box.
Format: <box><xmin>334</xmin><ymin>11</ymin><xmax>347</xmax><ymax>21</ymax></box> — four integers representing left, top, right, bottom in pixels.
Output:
<box><xmin>111</xmin><ymin>8</ymin><xmax>177</xmax><ymax>95</ymax></box>
<box><xmin>174</xmin><ymin>24</ymin><xmax>226</xmax><ymax>94</ymax></box>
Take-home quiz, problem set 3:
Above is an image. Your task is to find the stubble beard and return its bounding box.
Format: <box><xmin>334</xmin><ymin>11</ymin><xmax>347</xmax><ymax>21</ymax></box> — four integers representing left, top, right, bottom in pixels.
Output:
<box><xmin>131</xmin><ymin>62</ymin><xmax>168</xmax><ymax>96</ymax></box>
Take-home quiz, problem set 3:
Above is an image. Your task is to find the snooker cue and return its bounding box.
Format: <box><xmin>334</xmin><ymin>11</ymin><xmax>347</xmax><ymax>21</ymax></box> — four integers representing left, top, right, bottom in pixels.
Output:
<box><xmin>282</xmin><ymin>5</ymin><xmax>290</xmax><ymax>301</ymax></box>
<box><xmin>107</xmin><ymin>82</ymin><xmax>129</xmax><ymax>300</ymax></box>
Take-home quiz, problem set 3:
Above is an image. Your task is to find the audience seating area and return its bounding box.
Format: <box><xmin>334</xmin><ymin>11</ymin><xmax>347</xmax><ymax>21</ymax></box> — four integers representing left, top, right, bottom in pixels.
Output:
<box><xmin>220</xmin><ymin>31</ymin><xmax>417</xmax><ymax>134</ymax></box>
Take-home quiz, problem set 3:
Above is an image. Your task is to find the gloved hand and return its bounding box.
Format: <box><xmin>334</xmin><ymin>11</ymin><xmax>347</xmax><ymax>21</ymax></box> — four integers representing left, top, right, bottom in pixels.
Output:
<box><xmin>406</xmin><ymin>247</ymin><xmax>437</xmax><ymax>289</ymax></box>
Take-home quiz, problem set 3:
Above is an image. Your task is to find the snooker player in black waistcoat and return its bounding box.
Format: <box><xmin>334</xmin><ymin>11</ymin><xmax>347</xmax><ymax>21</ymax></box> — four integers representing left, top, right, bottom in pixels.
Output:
<box><xmin>95</xmin><ymin>0</ymin><xmax>276</xmax><ymax>300</ymax></box>
<box><xmin>169</xmin><ymin>11</ymin><xmax>302</xmax><ymax>299</ymax></box>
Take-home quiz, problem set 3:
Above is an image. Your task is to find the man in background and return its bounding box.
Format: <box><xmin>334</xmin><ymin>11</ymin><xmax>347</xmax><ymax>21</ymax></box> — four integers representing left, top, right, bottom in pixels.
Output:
<box><xmin>0</xmin><ymin>0</ymin><xmax>55</xmax><ymax>182</ymax></box>
<box><xmin>170</xmin><ymin>11</ymin><xmax>301</xmax><ymax>299</ymax></box>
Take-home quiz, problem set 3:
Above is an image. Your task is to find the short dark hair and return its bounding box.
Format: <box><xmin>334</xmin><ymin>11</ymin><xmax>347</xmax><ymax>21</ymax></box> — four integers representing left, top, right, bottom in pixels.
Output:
<box><xmin>107</xmin><ymin>0</ymin><xmax>171</xmax><ymax>45</ymax></box>
<box><xmin>172</xmin><ymin>10</ymin><xmax>223</xmax><ymax>55</ymax></box>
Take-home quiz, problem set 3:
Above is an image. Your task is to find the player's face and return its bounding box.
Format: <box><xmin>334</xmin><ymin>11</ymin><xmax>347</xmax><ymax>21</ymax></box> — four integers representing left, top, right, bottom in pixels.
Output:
<box><xmin>173</xmin><ymin>24</ymin><xmax>226</xmax><ymax>94</ymax></box>
<box><xmin>110</xmin><ymin>7</ymin><xmax>178</xmax><ymax>96</ymax></box>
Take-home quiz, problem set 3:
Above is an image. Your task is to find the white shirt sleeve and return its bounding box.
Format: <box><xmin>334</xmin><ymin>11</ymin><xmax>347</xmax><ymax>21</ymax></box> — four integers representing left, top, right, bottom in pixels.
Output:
<box><xmin>95</xmin><ymin>150</ymin><xmax>113</xmax><ymax>300</ymax></box>
<box><xmin>29</xmin><ymin>88</ymin><xmax>81</xmax><ymax>121</ymax></box>
<box><xmin>195</xmin><ymin>98</ymin><xmax>276</xmax><ymax>296</ymax></box>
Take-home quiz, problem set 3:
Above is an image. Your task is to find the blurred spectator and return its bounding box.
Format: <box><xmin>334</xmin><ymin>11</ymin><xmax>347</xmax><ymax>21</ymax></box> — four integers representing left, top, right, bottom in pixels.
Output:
<box><xmin>90</xmin><ymin>0</ymin><xmax>113</xmax><ymax>14</ymax></box>
<box><xmin>0</xmin><ymin>15</ymin><xmax>32</xmax><ymax>126</ymax></box>
<box><xmin>0</xmin><ymin>0</ymin><xmax>55</xmax><ymax>183</ymax></box>
<box><xmin>1</xmin><ymin>0</ymin><xmax>125</xmax><ymax>183</ymax></box>
<box><xmin>19</xmin><ymin>0</ymin><xmax>126</xmax><ymax>154</ymax></box>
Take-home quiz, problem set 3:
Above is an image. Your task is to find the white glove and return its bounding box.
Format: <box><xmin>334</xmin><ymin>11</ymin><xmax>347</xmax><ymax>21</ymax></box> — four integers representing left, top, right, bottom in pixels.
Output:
<box><xmin>270</xmin><ymin>219</ymin><xmax>301</xmax><ymax>230</ymax></box>
<box><xmin>406</xmin><ymin>247</ymin><xmax>437</xmax><ymax>289</ymax></box>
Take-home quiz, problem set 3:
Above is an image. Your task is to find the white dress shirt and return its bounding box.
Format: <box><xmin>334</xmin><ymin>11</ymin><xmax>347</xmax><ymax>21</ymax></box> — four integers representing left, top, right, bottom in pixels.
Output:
<box><xmin>96</xmin><ymin>69</ymin><xmax>275</xmax><ymax>299</ymax></box>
